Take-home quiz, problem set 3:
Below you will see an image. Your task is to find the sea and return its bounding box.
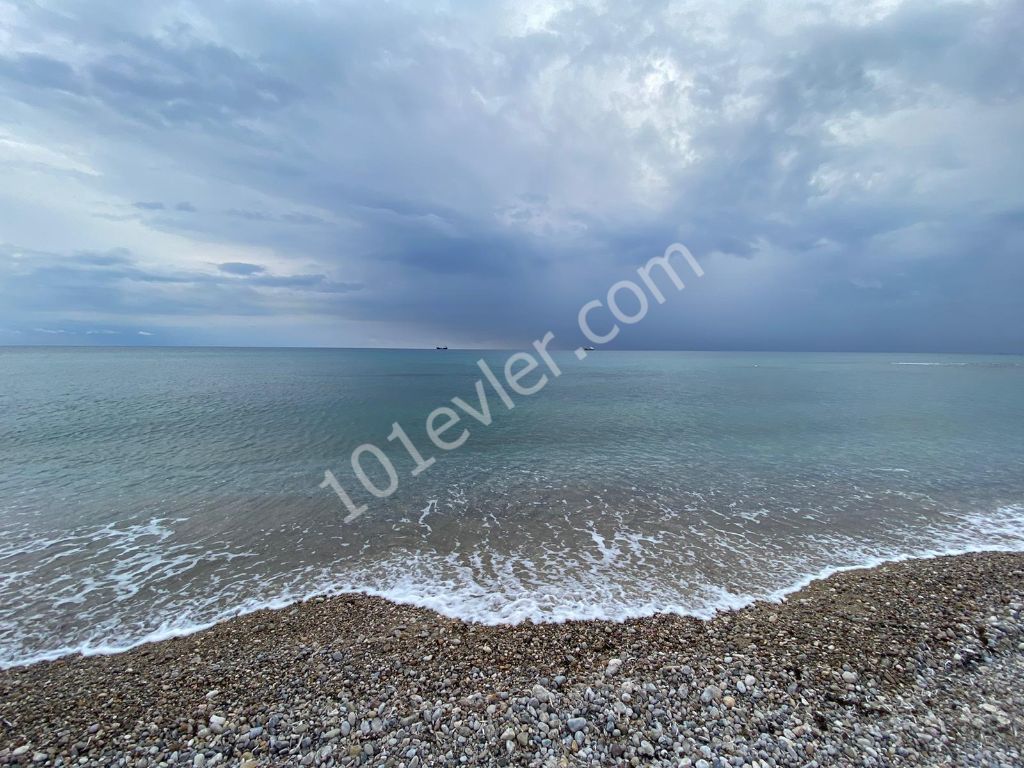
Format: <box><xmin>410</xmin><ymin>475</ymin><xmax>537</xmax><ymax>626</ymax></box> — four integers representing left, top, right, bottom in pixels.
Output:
<box><xmin>1</xmin><ymin>347</ymin><xmax>1023</xmax><ymax>668</ymax></box>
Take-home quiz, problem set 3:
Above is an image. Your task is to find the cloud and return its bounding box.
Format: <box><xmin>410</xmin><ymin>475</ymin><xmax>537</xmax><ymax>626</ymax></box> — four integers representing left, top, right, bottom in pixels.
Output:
<box><xmin>0</xmin><ymin>245</ymin><xmax>364</xmax><ymax>331</ymax></box>
<box><xmin>0</xmin><ymin>53</ymin><xmax>79</xmax><ymax>94</ymax></box>
<box><xmin>0</xmin><ymin>0</ymin><xmax>1020</xmax><ymax>350</ymax></box>
<box><xmin>218</xmin><ymin>261</ymin><xmax>265</xmax><ymax>276</ymax></box>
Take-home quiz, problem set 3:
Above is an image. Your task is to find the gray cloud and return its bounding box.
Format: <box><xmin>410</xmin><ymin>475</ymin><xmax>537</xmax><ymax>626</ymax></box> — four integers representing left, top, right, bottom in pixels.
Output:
<box><xmin>0</xmin><ymin>0</ymin><xmax>1021</xmax><ymax>351</ymax></box>
<box><xmin>0</xmin><ymin>246</ymin><xmax>362</xmax><ymax>326</ymax></box>
<box><xmin>218</xmin><ymin>262</ymin><xmax>265</xmax><ymax>276</ymax></box>
<box><xmin>0</xmin><ymin>53</ymin><xmax>79</xmax><ymax>93</ymax></box>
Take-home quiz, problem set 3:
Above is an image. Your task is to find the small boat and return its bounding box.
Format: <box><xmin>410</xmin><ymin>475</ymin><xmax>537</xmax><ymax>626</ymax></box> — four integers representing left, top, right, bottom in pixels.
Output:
<box><xmin>583</xmin><ymin>346</ymin><xmax>596</xmax><ymax>351</ymax></box>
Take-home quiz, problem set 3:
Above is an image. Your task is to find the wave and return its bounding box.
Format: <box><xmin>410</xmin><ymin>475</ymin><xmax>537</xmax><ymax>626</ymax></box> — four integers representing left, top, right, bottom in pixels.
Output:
<box><xmin>352</xmin><ymin>503</ymin><xmax>1024</xmax><ymax>625</ymax></box>
<box><xmin>890</xmin><ymin>360</ymin><xmax>1023</xmax><ymax>368</ymax></box>
<box><xmin>3</xmin><ymin>503</ymin><xmax>1022</xmax><ymax>670</ymax></box>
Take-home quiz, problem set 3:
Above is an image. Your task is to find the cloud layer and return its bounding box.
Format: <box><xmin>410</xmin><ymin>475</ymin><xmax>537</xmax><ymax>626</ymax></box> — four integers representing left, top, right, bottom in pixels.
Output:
<box><xmin>1</xmin><ymin>0</ymin><xmax>1021</xmax><ymax>350</ymax></box>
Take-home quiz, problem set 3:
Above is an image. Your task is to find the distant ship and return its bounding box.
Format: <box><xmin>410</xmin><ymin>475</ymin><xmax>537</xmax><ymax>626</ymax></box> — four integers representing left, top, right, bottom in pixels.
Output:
<box><xmin>435</xmin><ymin>346</ymin><xmax>448</xmax><ymax>350</ymax></box>
<box><xmin>583</xmin><ymin>346</ymin><xmax>596</xmax><ymax>351</ymax></box>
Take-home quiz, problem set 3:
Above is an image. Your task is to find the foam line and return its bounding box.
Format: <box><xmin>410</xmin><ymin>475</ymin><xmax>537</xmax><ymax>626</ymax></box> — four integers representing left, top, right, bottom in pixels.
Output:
<box><xmin>3</xmin><ymin>504</ymin><xmax>1022</xmax><ymax>669</ymax></box>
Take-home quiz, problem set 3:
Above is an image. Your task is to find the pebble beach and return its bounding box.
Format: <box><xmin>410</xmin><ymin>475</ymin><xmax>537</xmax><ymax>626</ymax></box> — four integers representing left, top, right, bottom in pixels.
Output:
<box><xmin>2</xmin><ymin>551</ymin><xmax>1023</xmax><ymax>767</ymax></box>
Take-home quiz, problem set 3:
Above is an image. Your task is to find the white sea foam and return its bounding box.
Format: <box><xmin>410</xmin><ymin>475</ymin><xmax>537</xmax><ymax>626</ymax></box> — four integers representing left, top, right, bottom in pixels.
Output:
<box><xmin>2</xmin><ymin>503</ymin><xmax>1023</xmax><ymax>670</ymax></box>
<box><xmin>418</xmin><ymin>499</ymin><xmax>437</xmax><ymax>532</ymax></box>
<box><xmin>354</xmin><ymin>504</ymin><xmax>1024</xmax><ymax>626</ymax></box>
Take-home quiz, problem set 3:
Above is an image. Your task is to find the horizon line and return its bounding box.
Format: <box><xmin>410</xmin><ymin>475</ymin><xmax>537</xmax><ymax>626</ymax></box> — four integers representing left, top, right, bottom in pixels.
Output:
<box><xmin>1</xmin><ymin>343</ymin><xmax>1022</xmax><ymax>356</ymax></box>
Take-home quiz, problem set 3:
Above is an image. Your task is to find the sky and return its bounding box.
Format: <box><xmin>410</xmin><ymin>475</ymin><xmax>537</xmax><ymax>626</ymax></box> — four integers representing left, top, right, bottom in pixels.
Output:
<box><xmin>0</xmin><ymin>0</ymin><xmax>1021</xmax><ymax>351</ymax></box>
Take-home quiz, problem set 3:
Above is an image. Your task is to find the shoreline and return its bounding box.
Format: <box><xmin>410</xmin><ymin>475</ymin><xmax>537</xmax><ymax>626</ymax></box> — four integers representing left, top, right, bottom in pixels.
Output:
<box><xmin>3</xmin><ymin>551</ymin><xmax>1024</xmax><ymax>766</ymax></box>
<box><xmin>6</xmin><ymin>535</ymin><xmax>1024</xmax><ymax>672</ymax></box>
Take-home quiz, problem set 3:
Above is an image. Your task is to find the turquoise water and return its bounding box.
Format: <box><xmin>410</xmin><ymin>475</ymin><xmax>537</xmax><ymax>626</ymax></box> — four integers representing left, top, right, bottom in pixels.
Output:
<box><xmin>1</xmin><ymin>347</ymin><xmax>1024</xmax><ymax>666</ymax></box>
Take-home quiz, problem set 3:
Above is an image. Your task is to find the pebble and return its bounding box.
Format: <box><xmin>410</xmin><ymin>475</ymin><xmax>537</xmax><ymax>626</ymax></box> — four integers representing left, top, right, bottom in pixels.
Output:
<box><xmin>700</xmin><ymin>685</ymin><xmax>722</xmax><ymax>704</ymax></box>
<box><xmin>3</xmin><ymin>552</ymin><xmax>1023</xmax><ymax>768</ymax></box>
<box><xmin>566</xmin><ymin>717</ymin><xmax>587</xmax><ymax>733</ymax></box>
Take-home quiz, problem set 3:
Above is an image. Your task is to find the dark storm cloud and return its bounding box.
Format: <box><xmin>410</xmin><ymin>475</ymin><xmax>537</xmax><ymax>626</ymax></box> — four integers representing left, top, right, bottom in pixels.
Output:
<box><xmin>0</xmin><ymin>246</ymin><xmax>363</xmax><ymax>327</ymax></box>
<box><xmin>0</xmin><ymin>0</ymin><xmax>1021</xmax><ymax>350</ymax></box>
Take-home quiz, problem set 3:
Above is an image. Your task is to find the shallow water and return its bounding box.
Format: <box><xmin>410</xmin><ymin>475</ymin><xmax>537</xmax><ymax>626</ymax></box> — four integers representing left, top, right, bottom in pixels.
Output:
<box><xmin>2</xmin><ymin>347</ymin><xmax>1023</xmax><ymax>667</ymax></box>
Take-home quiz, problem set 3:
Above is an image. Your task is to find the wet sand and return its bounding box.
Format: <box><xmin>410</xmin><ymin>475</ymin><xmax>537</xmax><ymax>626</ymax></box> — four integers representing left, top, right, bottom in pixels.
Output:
<box><xmin>2</xmin><ymin>552</ymin><xmax>1024</xmax><ymax>766</ymax></box>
